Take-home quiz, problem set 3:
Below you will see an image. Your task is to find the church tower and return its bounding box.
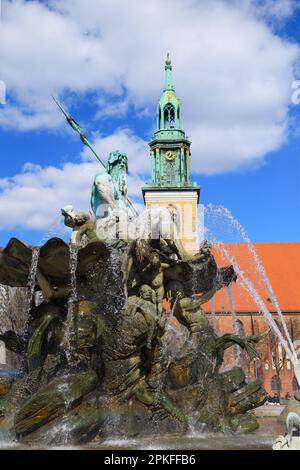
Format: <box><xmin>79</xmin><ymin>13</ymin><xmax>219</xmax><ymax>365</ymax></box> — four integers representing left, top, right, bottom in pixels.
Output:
<box><xmin>142</xmin><ymin>55</ymin><xmax>200</xmax><ymax>254</ymax></box>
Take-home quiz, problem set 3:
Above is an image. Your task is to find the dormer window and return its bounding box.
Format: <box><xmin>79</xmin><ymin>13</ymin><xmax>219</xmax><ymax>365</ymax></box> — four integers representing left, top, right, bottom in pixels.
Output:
<box><xmin>164</xmin><ymin>103</ymin><xmax>175</xmax><ymax>129</ymax></box>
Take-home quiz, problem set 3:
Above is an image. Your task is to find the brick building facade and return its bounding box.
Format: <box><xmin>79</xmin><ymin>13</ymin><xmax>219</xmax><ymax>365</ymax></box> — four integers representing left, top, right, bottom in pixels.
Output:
<box><xmin>203</xmin><ymin>242</ymin><xmax>300</xmax><ymax>399</ymax></box>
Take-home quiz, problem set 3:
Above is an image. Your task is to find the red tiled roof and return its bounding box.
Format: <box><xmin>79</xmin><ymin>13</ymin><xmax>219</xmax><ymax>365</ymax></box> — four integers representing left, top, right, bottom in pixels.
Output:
<box><xmin>202</xmin><ymin>242</ymin><xmax>300</xmax><ymax>313</ymax></box>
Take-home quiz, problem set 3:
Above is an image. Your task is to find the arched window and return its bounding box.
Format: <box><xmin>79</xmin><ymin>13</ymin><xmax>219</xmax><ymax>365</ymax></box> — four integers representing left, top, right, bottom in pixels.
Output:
<box><xmin>158</xmin><ymin>107</ymin><xmax>161</xmax><ymax>128</ymax></box>
<box><xmin>164</xmin><ymin>103</ymin><xmax>175</xmax><ymax>129</ymax></box>
<box><xmin>177</xmin><ymin>108</ymin><xmax>180</xmax><ymax>121</ymax></box>
<box><xmin>235</xmin><ymin>318</ymin><xmax>245</xmax><ymax>336</ymax></box>
<box><xmin>271</xmin><ymin>375</ymin><xmax>281</xmax><ymax>392</ymax></box>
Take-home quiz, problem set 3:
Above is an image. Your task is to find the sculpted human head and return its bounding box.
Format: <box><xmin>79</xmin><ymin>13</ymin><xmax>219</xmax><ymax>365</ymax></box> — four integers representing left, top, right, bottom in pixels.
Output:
<box><xmin>107</xmin><ymin>151</ymin><xmax>128</xmax><ymax>174</ymax></box>
<box><xmin>61</xmin><ymin>206</ymin><xmax>76</xmax><ymax>228</ymax></box>
<box><xmin>139</xmin><ymin>284</ymin><xmax>154</xmax><ymax>301</ymax></box>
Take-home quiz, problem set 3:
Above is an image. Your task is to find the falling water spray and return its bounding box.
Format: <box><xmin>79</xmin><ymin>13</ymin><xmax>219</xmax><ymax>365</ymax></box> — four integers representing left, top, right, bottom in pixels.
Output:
<box><xmin>63</xmin><ymin>244</ymin><xmax>79</xmax><ymax>364</ymax></box>
<box><xmin>205</xmin><ymin>204</ymin><xmax>298</xmax><ymax>363</ymax></box>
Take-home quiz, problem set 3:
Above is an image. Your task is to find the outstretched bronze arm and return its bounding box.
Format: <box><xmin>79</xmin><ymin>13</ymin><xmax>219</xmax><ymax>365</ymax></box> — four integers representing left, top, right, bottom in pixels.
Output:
<box><xmin>194</xmin><ymin>287</ymin><xmax>220</xmax><ymax>306</ymax></box>
<box><xmin>214</xmin><ymin>332</ymin><xmax>268</xmax><ymax>361</ymax></box>
<box><xmin>192</xmin><ymin>273</ymin><xmax>235</xmax><ymax>306</ymax></box>
<box><xmin>191</xmin><ymin>265</ymin><xmax>237</xmax><ymax>306</ymax></box>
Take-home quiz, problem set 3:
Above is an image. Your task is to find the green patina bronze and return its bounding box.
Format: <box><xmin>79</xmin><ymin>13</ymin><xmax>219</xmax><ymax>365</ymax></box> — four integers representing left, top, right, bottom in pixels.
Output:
<box><xmin>0</xmin><ymin>236</ymin><xmax>268</xmax><ymax>443</ymax></box>
<box><xmin>142</xmin><ymin>54</ymin><xmax>200</xmax><ymax>197</ymax></box>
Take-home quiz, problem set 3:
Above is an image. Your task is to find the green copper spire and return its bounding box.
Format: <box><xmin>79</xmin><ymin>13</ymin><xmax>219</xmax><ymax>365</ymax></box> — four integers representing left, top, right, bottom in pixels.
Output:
<box><xmin>142</xmin><ymin>55</ymin><xmax>200</xmax><ymax>197</ymax></box>
<box><xmin>156</xmin><ymin>54</ymin><xmax>182</xmax><ymax>132</ymax></box>
<box><xmin>164</xmin><ymin>53</ymin><xmax>175</xmax><ymax>92</ymax></box>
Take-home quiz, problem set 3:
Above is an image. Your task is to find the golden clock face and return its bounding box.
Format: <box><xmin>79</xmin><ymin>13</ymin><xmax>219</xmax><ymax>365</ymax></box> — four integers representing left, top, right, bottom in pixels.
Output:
<box><xmin>165</xmin><ymin>150</ymin><xmax>176</xmax><ymax>161</ymax></box>
<box><xmin>167</xmin><ymin>92</ymin><xmax>174</xmax><ymax>101</ymax></box>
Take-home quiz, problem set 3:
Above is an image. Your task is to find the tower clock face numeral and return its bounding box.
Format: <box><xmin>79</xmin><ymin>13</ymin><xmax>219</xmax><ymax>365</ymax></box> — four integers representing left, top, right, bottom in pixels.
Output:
<box><xmin>165</xmin><ymin>150</ymin><xmax>176</xmax><ymax>161</ymax></box>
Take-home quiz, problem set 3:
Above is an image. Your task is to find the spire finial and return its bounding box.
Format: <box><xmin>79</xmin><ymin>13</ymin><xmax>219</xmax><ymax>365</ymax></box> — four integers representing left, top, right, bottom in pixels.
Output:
<box><xmin>165</xmin><ymin>52</ymin><xmax>172</xmax><ymax>69</ymax></box>
<box><xmin>164</xmin><ymin>53</ymin><xmax>174</xmax><ymax>91</ymax></box>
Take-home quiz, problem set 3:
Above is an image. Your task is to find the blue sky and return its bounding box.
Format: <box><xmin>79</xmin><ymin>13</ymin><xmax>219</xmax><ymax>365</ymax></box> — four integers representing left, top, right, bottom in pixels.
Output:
<box><xmin>0</xmin><ymin>0</ymin><xmax>300</xmax><ymax>246</ymax></box>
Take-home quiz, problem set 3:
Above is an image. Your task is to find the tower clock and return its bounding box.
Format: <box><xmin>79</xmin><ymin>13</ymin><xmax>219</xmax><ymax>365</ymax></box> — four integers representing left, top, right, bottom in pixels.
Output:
<box><xmin>142</xmin><ymin>55</ymin><xmax>200</xmax><ymax>254</ymax></box>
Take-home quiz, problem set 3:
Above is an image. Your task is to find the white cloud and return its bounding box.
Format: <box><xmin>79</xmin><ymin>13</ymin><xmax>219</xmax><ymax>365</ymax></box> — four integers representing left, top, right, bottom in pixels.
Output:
<box><xmin>0</xmin><ymin>129</ymin><xmax>147</xmax><ymax>231</ymax></box>
<box><xmin>0</xmin><ymin>0</ymin><xmax>298</xmax><ymax>174</ymax></box>
<box><xmin>189</xmin><ymin>121</ymin><xmax>286</xmax><ymax>174</ymax></box>
<box><xmin>0</xmin><ymin>161</ymin><xmax>95</xmax><ymax>230</ymax></box>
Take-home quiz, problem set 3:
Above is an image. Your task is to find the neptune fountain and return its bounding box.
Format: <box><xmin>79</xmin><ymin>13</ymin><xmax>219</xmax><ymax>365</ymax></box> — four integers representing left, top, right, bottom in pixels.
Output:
<box><xmin>0</xmin><ymin>100</ymin><xmax>299</xmax><ymax>449</ymax></box>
